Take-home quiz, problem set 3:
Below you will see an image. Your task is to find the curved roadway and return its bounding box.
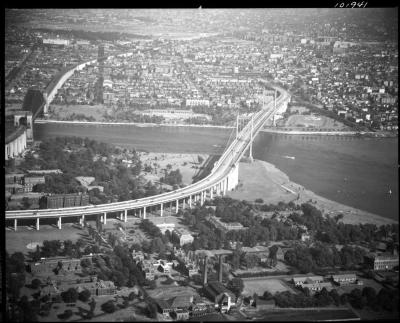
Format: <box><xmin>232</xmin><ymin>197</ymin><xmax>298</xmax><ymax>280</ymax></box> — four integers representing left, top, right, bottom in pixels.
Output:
<box><xmin>6</xmin><ymin>84</ymin><xmax>290</xmax><ymax>220</ymax></box>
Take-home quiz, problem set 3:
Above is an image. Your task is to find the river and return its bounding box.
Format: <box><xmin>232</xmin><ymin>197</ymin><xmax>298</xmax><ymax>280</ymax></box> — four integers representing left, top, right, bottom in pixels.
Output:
<box><xmin>34</xmin><ymin>123</ymin><xmax>398</xmax><ymax>221</ymax></box>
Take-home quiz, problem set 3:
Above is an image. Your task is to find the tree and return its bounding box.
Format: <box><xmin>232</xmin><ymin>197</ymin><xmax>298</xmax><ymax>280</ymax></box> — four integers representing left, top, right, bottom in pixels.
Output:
<box><xmin>9</xmin><ymin>252</ymin><xmax>26</xmax><ymax>273</ymax></box>
<box><xmin>329</xmin><ymin>289</ymin><xmax>340</xmax><ymax>306</ymax></box>
<box><xmin>31</xmin><ymin>278</ymin><xmax>42</xmax><ymax>289</ymax></box>
<box><xmin>128</xmin><ymin>291</ymin><xmax>136</xmax><ymax>301</ymax></box>
<box><xmin>227</xmin><ymin>278</ymin><xmax>244</xmax><ymax>298</ymax></box>
<box><xmin>78</xmin><ymin>289</ymin><xmax>91</xmax><ymax>302</ymax></box>
<box><xmin>101</xmin><ymin>300</ymin><xmax>116</xmax><ymax>313</ymax></box>
<box><xmin>340</xmin><ymin>293</ymin><xmax>348</xmax><ymax>305</ymax></box>
<box><xmin>8</xmin><ymin>273</ymin><xmax>26</xmax><ymax>299</ymax></box>
<box><xmin>22</xmin><ymin>197</ymin><xmax>32</xmax><ymax>209</ymax></box>
<box><xmin>263</xmin><ymin>291</ymin><xmax>273</xmax><ymax>300</ymax></box>
<box><xmin>57</xmin><ymin>309</ymin><xmax>73</xmax><ymax>320</ymax></box>
<box><xmin>147</xmin><ymin>302</ymin><xmax>158</xmax><ymax>318</ymax></box>
<box><xmin>61</xmin><ymin>288</ymin><xmax>78</xmax><ymax>303</ymax></box>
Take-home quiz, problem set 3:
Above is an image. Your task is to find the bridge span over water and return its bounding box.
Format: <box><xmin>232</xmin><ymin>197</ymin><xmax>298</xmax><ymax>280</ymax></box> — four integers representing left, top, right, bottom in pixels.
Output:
<box><xmin>6</xmin><ymin>84</ymin><xmax>290</xmax><ymax>231</ymax></box>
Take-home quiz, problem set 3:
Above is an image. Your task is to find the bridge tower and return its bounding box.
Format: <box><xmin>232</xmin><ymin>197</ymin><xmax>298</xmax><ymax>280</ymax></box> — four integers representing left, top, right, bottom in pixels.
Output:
<box><xmin>272</xmin><ymin>89</ymin><xmax>277</xmax><ymax>127</ymax></box>
<box><xmin>95</xmin><ymin>44</ymin><xmax>105</xmax><ymax>104</ymax></box>
<box><xmin>249</xmin><ymin>114</ymin><xmax>254</xmax><ymax>162</ymax></box>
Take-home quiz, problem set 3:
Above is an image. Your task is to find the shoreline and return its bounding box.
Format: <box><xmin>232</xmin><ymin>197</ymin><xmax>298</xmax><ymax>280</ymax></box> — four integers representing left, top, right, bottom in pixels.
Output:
<box><xmin>228</xmin><ymin>159</ymin><xmax>397</xmax><ymax>226</ymax></box>
<box><xmin>34</xmin><ymin>119</ymin><xmax>234</xmax><ymax>129</ymax></box>
<box><xmin>34</xmin><ymin>119</ymin><xmax>397</xmax><ymax>138</ymax></box>
<box><xmin>261</xmin><ymin>128</ymin><xmax>397</xmax><ymax>138</ymax></box>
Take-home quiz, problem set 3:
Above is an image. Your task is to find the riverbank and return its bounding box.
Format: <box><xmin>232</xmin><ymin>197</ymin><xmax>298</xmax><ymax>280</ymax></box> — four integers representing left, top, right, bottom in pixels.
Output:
<box><xmin>262</xmin><ymin>128</ymin><xmax>397</xmax><ymax>138</ymax></box>
<box><xmin>35</xmin><ymin>118</ymin><xmax>234</xmax><ymax>129</ymax></box>
<box><xmin>228</xmin><ymin>159</ymin><xmax>397</xmax><ymax>226</ymax></box>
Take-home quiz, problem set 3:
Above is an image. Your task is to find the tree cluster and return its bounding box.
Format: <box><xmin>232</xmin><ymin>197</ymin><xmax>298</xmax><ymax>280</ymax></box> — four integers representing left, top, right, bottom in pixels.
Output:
<box><xmin>289</xmin><ymin>203</ymin><xmax>399</xmax><ymax>245</ymax></box>
<box><xmin>160</xmin><ymin>169</ymin><xmax>183</xmax><ymax>186</ymax></box>
<box><xmin>284</xmin><ymin>243</ymin><xmax>367</xmax><ymax>273</ymax></box>
<box><xmin>18</xmin><ymin>136</ymin><xmax>171</xmax><ymax>206</ymax></box>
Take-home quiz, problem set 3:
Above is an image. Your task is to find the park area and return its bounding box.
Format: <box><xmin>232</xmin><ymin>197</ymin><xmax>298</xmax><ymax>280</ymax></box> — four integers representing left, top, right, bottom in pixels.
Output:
<box><xmin>49</xmin><ymin>104</ymin><xmax>107</xmax><ymax>121</ymax></box>
<box><xmin>276</xmin><ymin>113</ymin><xmax>348</xmax><ymax>130</ymax></box>
<box><xmin>6</xmin><ymin>223</ymin><xmax>85</xmax><ymax>255</ymax></box>
<box><xmin>242</xmin><ymin>277</ymin><xmax>296</xmax><ymax>297</ymax></box>
<box><xmin>146</xmin><ymin>285</ymin><xmax>199</xmax><ymax>300</ymax></box>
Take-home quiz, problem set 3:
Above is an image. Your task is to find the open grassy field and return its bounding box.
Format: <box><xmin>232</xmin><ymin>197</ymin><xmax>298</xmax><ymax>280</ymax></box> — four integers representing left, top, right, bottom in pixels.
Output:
<box><xmin>277</xmin><ymin>114</ymin><xmax>348</xmax><ymax>130</ymax></box>
<box><xmin>242</xmin><ymin>278</ymin><xmax>296</xmax><ymax>296</ymax></box>
<box><xmin>250</xmin><ymin>308</ymin><xmax>360</xmax><ymax>321</ymax></box>
<box><xmin>49</xmin><ymin>104</ymin><xmax>107</xmax><ymax>121</ymax></box>
<box><xmin>146</xmin><ymin>285</ymin><xmax>199</xmax><ymax>299</ymax></box>
<box><xmin>6</xmin><ymin>223</ymin><xmax>86</xmax><ymax>255</ymax></box>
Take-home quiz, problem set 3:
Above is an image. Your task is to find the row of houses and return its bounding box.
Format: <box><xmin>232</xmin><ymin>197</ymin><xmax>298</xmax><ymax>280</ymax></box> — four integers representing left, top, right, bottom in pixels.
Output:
<box><xmin>292</xmin><ymin>273</ymin><xmax>361</xmax><ymax>293</ymax></box>
<box><xmin>5</xmin><ymin>173</ymin><xmax>45</xmax><ymax>194</ymax></box>
<box><xmin>40</xmin><ymin>277</ymin><xmax>116</xmax><ymax>298</ymax></box>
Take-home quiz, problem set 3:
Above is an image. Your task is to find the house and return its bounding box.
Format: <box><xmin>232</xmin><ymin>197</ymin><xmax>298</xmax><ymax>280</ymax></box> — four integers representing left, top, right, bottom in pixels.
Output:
<box><xmin>204</xmin><ymin>281</ymin><xmax>236</xmax><ymax>313</ymax></box>
<box><xmin>172</xmin><ymin>309</ymin><xmax>190</xmax><ymax>320</ymax></box>
<box><xmin>29</xmin><ymin>257</ymin><xmax>82</xmax><ymax>275</ymax></box>
<box><xmin>132</xmin><ymin>250</ymin><xmax>145</xmax><ymax>263</ymax></box>
<box><xmin>140</xmin><ymin>260</ymin><xmax>156</xmax><ymax>280</ymax></box>
<box><xmin>24</xmin><ymin>176</ymin><xmax>45</xmax><ymax>192</ymax></box>
<box><xmin>153</xmin><ymin>259</ymin><xmax>173</xmax><ymax>274</ymax></box>
<box><xmin>364</xmin><ymin>253</ymin><xmax>399</xmax><ymax>271</ymax></box>
<box><xmin>169</xmin><ymin>295</ymin><xmax>193</xmax><ymax>311</ymax></box>
<box><xmin>74</xmin><ymin>278</ymin><xmax>117</xmax><ymax>296</ymax></box>
<box><xmin>302</xmin><ymin>282</ymin><xmax>332</xmax><ymax>293</ymax></box>
<box><xmin>173</xmin><ymin>228</ymin><xmax>194</xmax><ymax>246</ymax></box>
<box><xmin>41</xmin><ymin>284</ymin><xmax>60</xmax><ymax>297</ymax></box>
<box><xmin>155</xmin><ymin>298</ymin><xmax>173</xmax><ymax>317</ymax></box>
<box><xmin>190</xmin><ymin>298</ymin><xmax>215</xmax><ymax>318</ymax></box>
<box><xmin>331</xmin><ymin>273</ymin><xmax>357</xmax><ymax>285</ymax></box>
<box><xmin>292</xmin><ymin>276</ymin><xmax>323</xmax><ymax>286</ymax></box>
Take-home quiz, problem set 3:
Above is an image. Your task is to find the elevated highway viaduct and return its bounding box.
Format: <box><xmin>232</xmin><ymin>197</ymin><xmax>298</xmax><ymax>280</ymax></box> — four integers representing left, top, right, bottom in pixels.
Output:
<box><xmin>6</xmin><ymin>80</ymin><xmax>290</xmax><ymax>230</ymax></box>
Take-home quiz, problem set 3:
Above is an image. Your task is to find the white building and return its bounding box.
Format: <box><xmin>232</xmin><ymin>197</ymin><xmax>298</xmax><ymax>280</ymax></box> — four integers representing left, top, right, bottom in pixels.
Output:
<box><xmin>43</xmin><ymin>38</ymin><xmax>70</xmax><ymax>46</ymax></box>
<box><xmin>174</xmin><ymin>229</ymin><xmax>194</xmax><ymax>246</ymax></box>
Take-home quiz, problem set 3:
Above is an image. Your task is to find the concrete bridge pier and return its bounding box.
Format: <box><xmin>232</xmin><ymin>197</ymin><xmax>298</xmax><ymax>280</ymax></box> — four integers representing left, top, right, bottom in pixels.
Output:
<box><xmin>143</xmin><ymin>206</ymin><xmax>146</xmax><ymax>219</ymax></box>
<box><xmin>57</xmin><ymin>217</ymin><xmax>62</xmax><ymax>230</ymax></box>
<box><xmin>189</xmin><ymin>195</ymin><xmax>192</xmax><ymax>208</ymax></box>
<box><xmin>210</xmin><ymin>187</ymin><xmax>214</xmax><ymax>200</ymax></box>
<box><xmin>36</xmin><ymin>218</ymin><xmax>40</xmax><ymax>231</ymax></box>
<box><xmin>14</xmin><ymin>219</ymin><xmax>17</xmax><ymax>231</ymax></box>
<box><xmin>124</xmin><ymin>209</ymin><xmax>127</xmax><ymax>222</ymax></box>
<box><xmin>175</xmin><ymin>199</ymin><xmax>179</xmax><ymax>214</ymax></box>
<box><xmin>218</xmin><ymin>255</ymin><xmax>224</xmax><ymax>282</ymax></box>
<box><xmin>80</xmin><ymin>215</ymin><xmax>85</xmax><ymax>227</ymax></box>
<box><xmin>182</xmin><ymin>198</ymin><xmax>186</xmax><ymax>209</ymax></box>
<box><xmin>160</xmin><ymin>203</ymin><xmax>164</xmax><ymax>217</ymax></box>
<box><xmin>100</xmin><ymin>213</ymin><xmax>107</xmax><ymax>224</ymax></box>
<box><xmin>200</xmin><ymin>191</ymin><xmax>204</xmax><ymax>206</ymax></box>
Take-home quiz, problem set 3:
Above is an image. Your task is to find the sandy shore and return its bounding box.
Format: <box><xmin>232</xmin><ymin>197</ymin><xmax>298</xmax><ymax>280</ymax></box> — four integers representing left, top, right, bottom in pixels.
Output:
<box><xmin>228</xmin><ymin>159</ymin><xmax>397</xmax><ymax>226</ymax></box>
<box><xmin>138</xmin><ymin>152</ymin><xmax>209</xmax><ymax>186</ymax></box>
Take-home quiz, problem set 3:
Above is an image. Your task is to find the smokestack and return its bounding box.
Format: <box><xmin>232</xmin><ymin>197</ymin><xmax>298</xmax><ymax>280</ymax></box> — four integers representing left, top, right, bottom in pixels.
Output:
<box><xmin>218</xmin><ymin>255</ymin><xmax>223</xmax><ymax>283</ymax></box>
<box><xmin>203</xmin><ymin>256</ymin><xmax>208</xmax><ymax>286</ymax></box>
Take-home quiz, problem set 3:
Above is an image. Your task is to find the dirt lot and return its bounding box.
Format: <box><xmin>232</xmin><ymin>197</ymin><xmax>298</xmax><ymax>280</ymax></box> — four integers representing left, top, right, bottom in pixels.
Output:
<box><xmin>242</xmin><ymin>277</ymin><xmax>296</xmax><ymax>296</ymax></box>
